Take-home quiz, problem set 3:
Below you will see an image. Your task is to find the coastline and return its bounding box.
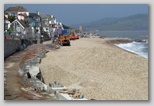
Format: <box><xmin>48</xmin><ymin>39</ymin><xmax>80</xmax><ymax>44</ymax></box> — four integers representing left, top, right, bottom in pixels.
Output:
<box><xmin>104</xmin><ymin>38</ymin><xmax>133</xmax><ymax>45</ymax></box>
<box><xmin>40</xmin><ymin>37</ymin><xmax>148</xmax><ymax>100</ymax></box>
<box><xmin>104</xmin><ymin>38</ymin><xmax>148</xmax><ymax>58</ymax></box>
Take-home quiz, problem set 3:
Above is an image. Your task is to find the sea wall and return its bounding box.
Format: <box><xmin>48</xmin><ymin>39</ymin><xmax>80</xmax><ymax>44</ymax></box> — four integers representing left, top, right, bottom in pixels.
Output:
<box><xmin>4</xmin><ymin>39</ymin><xmax>21</xmax><ymax>58</ymax></box>
<box><xmin>4</xmin><ymin>39</ymin><xmax>33</xmax><ymax>58</ymax></box>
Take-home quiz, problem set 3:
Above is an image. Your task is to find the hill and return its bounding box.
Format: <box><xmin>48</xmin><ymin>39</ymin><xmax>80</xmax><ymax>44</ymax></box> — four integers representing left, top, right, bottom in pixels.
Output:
<box><xmin>71</xmin><ymin>14</ymin><xmax>148</xmax><ymax>31</ymax></box>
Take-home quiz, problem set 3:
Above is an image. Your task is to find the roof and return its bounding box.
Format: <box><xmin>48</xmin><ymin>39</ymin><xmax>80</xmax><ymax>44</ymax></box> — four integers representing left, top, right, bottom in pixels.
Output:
<box><xmin>40</xmin><ymin>14</ymin><xmax>50</xmax><ymax>19</ymax></box>
<box><xmin>62</xmin><ymin>24</ymin><xmax>70</xmax><ymax>29</ymax></box>
<box><xmin>18</xmin><ymin>19</ymin><xmax>29</xmax><ymax>27</ymax></box>
<box><xmin>29</xmin><ymin>13</ymin><xmax>39</xmax><ymax>16</ymax></box>
<box><xmin>29</xmin><ymin>13</ymin><xmax>40</xmax><ymax>18</ymax></box>
<box><xmin>5</xmin><ymin>6</ymin><xmax>28</xmax><ymax>12</ymax></box>
<box><xmin>18</xmin><ymin>14</ymin><xmax>25</xmax><ymax>16</ymax></box>
<box><xmin>11</xmin><ymin>19</ymin><xmax>29</xmax><ymax>28</ymax></box>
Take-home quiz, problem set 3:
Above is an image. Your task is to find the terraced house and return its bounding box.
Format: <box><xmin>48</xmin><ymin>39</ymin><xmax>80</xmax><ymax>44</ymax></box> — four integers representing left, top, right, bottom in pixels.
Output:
<box><xmin>26</xmin><ymin>12</ymin><xmax>41</xmax><ymax>40</ymax></box>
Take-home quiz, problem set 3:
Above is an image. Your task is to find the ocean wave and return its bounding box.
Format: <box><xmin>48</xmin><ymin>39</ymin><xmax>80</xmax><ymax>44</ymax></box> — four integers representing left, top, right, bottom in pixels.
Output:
<box><xmin>115</xmin><ymin>42</ymin><xmax>148</xmax><ymax>58</ymax></box>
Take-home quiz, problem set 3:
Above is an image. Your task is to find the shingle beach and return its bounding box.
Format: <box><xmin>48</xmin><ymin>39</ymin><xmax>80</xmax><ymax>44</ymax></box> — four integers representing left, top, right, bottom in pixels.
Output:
<box><xmin>40</xmin><ymin>38</ymin><xmax>148</xmax><ymax>100</ymax></box>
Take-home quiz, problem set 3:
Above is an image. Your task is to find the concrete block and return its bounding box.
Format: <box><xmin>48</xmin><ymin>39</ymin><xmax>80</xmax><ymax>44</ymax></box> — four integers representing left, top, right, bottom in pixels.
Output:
<box><xmin>55</xmin><ymin>92</ymin><xmax>88</xmax><ymax>100</ymax></box>
<box><xmin>29</xmin><ymin>66</ymin><xmax>40</xmax><ymax>77</ymax></box>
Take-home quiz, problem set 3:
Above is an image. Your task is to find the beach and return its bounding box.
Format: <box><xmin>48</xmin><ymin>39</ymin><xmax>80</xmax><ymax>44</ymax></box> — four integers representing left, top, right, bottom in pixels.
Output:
<box><xmin>39</xmin><ymin>38</ymin><xmax>148</xmax><ymax>100</ymax></box>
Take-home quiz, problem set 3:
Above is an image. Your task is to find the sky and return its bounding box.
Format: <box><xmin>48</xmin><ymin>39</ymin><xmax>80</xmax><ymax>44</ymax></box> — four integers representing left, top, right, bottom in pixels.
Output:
<box><xmin>4</xmin><ymin>4</ymin><xmax>148</xmax><ymax>26</ymax></box>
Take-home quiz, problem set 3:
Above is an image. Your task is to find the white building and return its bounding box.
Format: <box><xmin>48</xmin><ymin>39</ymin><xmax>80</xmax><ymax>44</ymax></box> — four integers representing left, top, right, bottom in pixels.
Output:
<box><xmin>5</xmin><ymin>6</ymin><xmax>29</xmax><ymax>17</ymax></box>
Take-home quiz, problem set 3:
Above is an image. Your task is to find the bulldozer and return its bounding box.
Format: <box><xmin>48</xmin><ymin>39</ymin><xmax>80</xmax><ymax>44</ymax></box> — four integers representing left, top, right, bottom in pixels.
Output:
<box><xmin>58</xmin><ymin>35</ymin><xmax>71</xmax><ymax>46</ymax></box>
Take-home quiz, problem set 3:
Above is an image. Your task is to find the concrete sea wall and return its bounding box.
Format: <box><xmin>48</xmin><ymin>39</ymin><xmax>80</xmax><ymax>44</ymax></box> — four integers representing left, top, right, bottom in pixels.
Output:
<box><xmin>4</xmin><ymin>39</ymin><xmax>33</xmax><ymax>58</ymax></box>
<box><xmin>4</xmin><ymin>39</ymin><xmax>21</xmax><ymax>58</ymax></box>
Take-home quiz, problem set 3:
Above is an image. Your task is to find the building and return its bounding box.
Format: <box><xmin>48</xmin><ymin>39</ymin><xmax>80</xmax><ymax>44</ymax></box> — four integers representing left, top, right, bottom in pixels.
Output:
<box><xmin>79</xmin><ymin>25</ymin><xmax>83</xmax><ymax>33</ymax></box>
<box><xmin>5</xmin><ymin>6</ymin><xmax>29</xmax><ymax>17</ymax></box>
<box><xmin>26</xmin><ymin>13</ymin><xmax>41</xmax><ymax>40</ymax></box>
<box><xmin>4</xmin><ymin>16</ymin><xmax>11</xmax><ymax>31</ymax></box>
<box><xmin>9</xmin><ymin>19</ymin><xmax>32</xmax><ymax>39</ymax></box>
<box><xmin>40</xmin><ymin>14</ymin><xmax>58</xmax><ymax>40</ymax></box>
<box><xmin>17</xmin><ymin>14</ymin><xmax>25</xmax><ymax>20</ymax></box>
<box><xmin>40</xmin><ymin>14</ymin><xmax>50</xmax><ymax>35</ymax></box>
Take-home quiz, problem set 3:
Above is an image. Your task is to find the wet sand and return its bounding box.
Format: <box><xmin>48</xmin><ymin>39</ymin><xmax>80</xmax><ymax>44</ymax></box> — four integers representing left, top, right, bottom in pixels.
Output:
<box><xmin>40</xmin><ymin>38</ymin><xmax>148</xmax><ymax>100</ymax></box>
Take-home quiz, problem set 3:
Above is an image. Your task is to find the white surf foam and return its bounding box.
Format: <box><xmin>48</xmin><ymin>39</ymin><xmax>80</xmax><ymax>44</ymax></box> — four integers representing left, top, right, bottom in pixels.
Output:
<box><xmin>115</xmin><ymin>42</ymin><xmax>148</xmax><ymax>58</ymax></box>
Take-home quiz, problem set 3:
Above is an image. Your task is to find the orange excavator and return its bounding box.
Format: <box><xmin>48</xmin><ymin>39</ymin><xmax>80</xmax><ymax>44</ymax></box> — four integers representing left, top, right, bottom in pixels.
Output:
<box><xmin>58</xmin><ymin>35</ymin><xmax>70</xmax><ymax>46</ymax></box>
<box><xmin>69</xmin><ymin>32</ymin><xmax>79</xmax><ymax>40</ymax></box>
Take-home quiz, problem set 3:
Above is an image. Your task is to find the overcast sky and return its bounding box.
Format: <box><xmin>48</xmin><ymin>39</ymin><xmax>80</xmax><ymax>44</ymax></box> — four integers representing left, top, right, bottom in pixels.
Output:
<box><xmin>4</xmin><ymin>4</ymin><xmax>148</xmax><ymax>26</ymax></box>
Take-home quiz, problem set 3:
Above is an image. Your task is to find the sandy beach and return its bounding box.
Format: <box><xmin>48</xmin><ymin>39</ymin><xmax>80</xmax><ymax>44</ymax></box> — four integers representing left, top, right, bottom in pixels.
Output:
<box><xmin>39</xmin><ymin>38</ymin><xmax>148</xmax><ymax>100</ymax></box>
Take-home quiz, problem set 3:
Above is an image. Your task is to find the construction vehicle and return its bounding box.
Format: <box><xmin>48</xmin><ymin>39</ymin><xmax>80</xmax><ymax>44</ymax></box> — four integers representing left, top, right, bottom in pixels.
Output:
<box><xmin>75</xmin><ymin>35</ymin><xmax>79</xmax><ymax>39</ymax></box>
<box><xmin>58</xmin><ymin>35</ymin><xmax>71</xmax><ymax>46</ymax></box>
<box><xmin>69</xmin><ymin>32</ymin><xmax>79</xmax><ymax>40</ymax></box>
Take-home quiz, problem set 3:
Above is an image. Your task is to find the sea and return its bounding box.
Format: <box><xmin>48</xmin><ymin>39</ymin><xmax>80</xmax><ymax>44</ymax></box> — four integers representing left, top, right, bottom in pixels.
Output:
<box><xmin>94</xmin><ymin>30</ymin><xmax>149</xmax><ymax>58</ymax></box>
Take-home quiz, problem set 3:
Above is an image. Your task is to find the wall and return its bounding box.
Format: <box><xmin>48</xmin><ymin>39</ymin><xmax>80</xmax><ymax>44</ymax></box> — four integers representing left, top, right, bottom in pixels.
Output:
<box><xmin>4</xmin><ymin>39</ymin><xmax>21</xmax><ymax>58</ymax></box>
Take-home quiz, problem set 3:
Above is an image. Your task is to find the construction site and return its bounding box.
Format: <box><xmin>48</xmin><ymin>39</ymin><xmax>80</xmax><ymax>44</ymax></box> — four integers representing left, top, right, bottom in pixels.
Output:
<box><xmin>4</xmin><ymin>32</ymin><xmax>90</xmax><ymax>100</ymax></box>
<box><xmin>4</xmin><ymin>32</ymin><xmax>148</xmax><ymax>100</ymax></box>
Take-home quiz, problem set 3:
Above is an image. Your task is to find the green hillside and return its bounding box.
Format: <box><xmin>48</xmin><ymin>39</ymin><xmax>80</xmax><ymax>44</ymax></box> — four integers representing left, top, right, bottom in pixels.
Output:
<box><xmin>82</xmin><ymin>14</ymin><xmax>148</xmax><ymax>31</ymax></box>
